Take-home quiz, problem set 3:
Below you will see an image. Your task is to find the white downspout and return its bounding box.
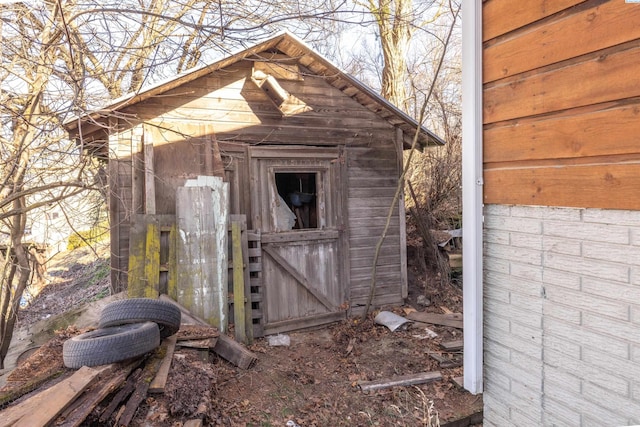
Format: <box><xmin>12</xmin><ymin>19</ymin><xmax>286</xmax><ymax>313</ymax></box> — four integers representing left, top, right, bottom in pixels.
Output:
<box><xmin>462</xmin><ymin>0</ymin><xmax>483</xmax><ymax>394</ymax></box>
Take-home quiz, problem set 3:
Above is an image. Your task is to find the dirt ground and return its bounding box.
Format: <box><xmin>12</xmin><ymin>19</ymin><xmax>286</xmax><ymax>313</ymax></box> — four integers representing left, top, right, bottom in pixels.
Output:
<box><xmin>5</xmin><ymin>234</ymin><xmax>482</xmax><ymax>426</ymax></box>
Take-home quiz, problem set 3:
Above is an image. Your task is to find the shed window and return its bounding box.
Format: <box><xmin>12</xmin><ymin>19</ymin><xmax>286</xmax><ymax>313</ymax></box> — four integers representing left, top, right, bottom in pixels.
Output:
<box><xmin>275</xmin><ymin>172</ymin><xmax>317</xmax><ymax>229</ymax></box>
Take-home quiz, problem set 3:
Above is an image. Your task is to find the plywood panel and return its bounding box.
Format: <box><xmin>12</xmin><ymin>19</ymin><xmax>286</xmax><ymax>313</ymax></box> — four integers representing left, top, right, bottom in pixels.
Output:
<box><xmin>484</xmin><ymin>44</ymin><xmax>640</xmax><ymax>124</ymax></box>
<box><xmin>484</xmin><ymin>100</ymin><xmax>640</xmax><ymax>163</ymax></box>
<box><xmin>176</xmin><ymin>182</ymin><xmax>229</xmax><ymax>331</ymax></box>
<box><xmin>484</xmin><ymin>1</ymin><xmax>640</xmax><ymax>82</ymax></box>
<box><xmin>483</xmin><ymin>0</ymin><xmax>584</xmax><ymax>41</ymax></box>
<box><xmin>483</xmin><ymin>163</ymin><xmax>640</xmax><ymax>209</ymax></box>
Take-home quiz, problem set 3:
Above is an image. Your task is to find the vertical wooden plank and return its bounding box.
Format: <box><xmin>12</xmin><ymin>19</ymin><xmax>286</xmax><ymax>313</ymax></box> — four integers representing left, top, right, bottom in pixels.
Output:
<box><xmin>131</xmin><ymin>125</ymin><xmax>144</xmax><ymax>215</ymax></box>
<box><xmin>127</xmin><ymin>215</ymin><xmax>147</xmax><ymax>297</ymax></box>
<box><xmin>396</xmin><ymin>128</ymin><xmax>408</xmax><ymax>298</ymax></box>
<box><xmin>241</xmin><ymin>220</ymin><xmax>253</xmax><ymax>343</ymax></box>
<box><xmin>247</xmin><ymin>148</ymin><xmax>262</xmax><ymax>231</ymax></box>
<box><xmin>143</xmin><ymin>125</ymin><xmax>156</xmax><ymax>215</ymax></box>
<box><xmin>108</xmin><ymin>159</ymin><xmax>123</xmax><ymax>293</ymax></box>
<box><xmin>241</xmin><ymin>147</ymin><xmax>252</xmax><ymax>227</ymax></box>
<box><xmin>232</xmin><ymin>221</ymin><xmax>246</xmax><ymax>344</ymax></box>
<box><xmin>144</xmin><ymin>221</ymin><xmax>160</xmax><ymax>298</ymax></box>
<box><xmin>176</xmin><ymin>178</ymin><xmax>229</xmax><ymax>332</ymax></box>
<box><xmin>167</xmin><ymin>223</ymin><xmax>178</xmax><ymax>300</ymax></box>
<box><xmin>108</xmin><ymin>117</ymin><xmax>124</xmax><ymax>292</ymax></box>
<box><xmin>1</xmin><ymin>366</ymin><xmax>107</xmax><ymax>426</ymax></box>
<box><xmin>337</xmin><ymin>146</ymin><xmax>351</xmax><ymax>306</ymax></box>
<box><xmin>204</xmin><ymin>136</ymin><xmax>213</xmax><ymax>176</ymax></box>
<box><xmin>211</xmin><ymin>136</ymin><xmax>225</xmax><ymax>178</ymax></box>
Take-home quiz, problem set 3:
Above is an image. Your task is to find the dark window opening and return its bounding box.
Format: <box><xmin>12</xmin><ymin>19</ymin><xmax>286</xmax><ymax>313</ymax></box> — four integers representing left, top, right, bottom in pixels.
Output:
<box><xmin>275</xmin><ymin>172</ymin><xmax>317</xmax><ymax>229</ymax></box>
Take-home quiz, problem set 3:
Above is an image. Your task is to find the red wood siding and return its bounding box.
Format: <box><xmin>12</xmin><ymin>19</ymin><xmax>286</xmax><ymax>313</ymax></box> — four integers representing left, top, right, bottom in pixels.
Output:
<box><xmin>483</xmin><ymin>0</ymin><xmax>640</xmax><ymax>210</ymax></box>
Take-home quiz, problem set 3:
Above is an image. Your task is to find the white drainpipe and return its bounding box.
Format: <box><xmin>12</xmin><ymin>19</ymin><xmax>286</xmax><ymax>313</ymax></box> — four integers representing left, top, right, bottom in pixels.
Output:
<box><xmin>461</xmin><ymin>0</ymin><xmax>483</xmax><ymax>394</ymax></box>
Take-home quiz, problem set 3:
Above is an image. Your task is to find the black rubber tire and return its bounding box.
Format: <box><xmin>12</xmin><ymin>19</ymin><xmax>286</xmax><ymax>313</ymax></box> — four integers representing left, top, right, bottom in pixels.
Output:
<box><xmin>63</xmin><ymin>322</ymin><xmax>160</xmax><ymax>368</ymax></box>
<box><xmin>99</xmin><ymin>298</ymin><xmax>181</xmax><ymax>338</ymax></box>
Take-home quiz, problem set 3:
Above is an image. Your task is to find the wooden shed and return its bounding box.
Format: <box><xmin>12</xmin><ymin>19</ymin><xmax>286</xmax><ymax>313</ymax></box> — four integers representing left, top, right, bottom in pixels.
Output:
<box><xmin>65</xmin><ymin>32</ymin><xmax>443</xmax><ymax>335</ymax></box>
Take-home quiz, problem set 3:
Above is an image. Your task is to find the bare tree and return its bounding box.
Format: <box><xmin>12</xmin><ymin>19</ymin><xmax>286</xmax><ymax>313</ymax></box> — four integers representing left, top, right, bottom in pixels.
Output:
<box><xmin>365</xmin><ymin>0</ymin><xmax>415</xmax><ymax>109</ymax></box>
<box><xmin>0</xmin><ymin>0</ymin><xmax>348</xmax><ymax>368</ymax></box>
<box><xmin>361</xmin><ymin>0</ymin><xmax>460</xmax><ymax>316</ymax></box>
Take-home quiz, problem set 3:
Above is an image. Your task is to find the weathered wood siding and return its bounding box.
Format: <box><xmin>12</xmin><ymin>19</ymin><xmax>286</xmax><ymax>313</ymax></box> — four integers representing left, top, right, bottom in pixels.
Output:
<box><xmin>121</xmin><ymin>62</ymin><xmax>397</xmax><ymax>148</ymax></box>
<box><xmin>483</xmin><ymin>0</ymin><xmax>640</xmax><ymax>210</ymax></box>
<box><xmin>108</xmin><ymin>123</ymin><xmax>134</xmax><ymax>292</ymax></box>
<box><xmin>347</xmin><ymin>146</ymin><xmax>404</xmax><ymax>310</ymax></box>
<box><xmin>109</xmin><ymin>55</ymin><xmax>405</xmax><ymax>308</ymax></box>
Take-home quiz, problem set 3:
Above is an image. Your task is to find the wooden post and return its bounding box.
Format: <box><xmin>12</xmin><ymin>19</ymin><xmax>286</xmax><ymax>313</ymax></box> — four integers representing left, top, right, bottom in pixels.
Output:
<box><xmin>232</xmin><ymin>221</ymin><xmax>246</xmax><ymax>344</ymax></box>
<box><xmin>167</xmin><ymin>223</ymin><xmax>178</xmax><ymax>300</ymax></box>
<box><xmin>131</xmin><ymin>125</ymin><xmax>144</xmax><ymax>215</ymax></box>
<box><xmin>143</xmin><ymin>125</ymin><xmax>156</xmax><ymax>215</ymax></box>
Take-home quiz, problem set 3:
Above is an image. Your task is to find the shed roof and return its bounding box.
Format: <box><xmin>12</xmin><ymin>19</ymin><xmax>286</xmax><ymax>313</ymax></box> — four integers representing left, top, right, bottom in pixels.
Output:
<box><xmin>64</xmin><ymin>31</ymin><xmax>444</xmax><ymax>148</ymax></box>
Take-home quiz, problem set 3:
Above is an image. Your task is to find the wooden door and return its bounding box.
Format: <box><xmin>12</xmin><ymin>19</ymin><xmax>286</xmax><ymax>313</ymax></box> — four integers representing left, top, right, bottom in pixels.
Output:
<box><xmin>249</xmin><ymin>147</ymin><xmax>348</xmax><ymax>334</ymax></box>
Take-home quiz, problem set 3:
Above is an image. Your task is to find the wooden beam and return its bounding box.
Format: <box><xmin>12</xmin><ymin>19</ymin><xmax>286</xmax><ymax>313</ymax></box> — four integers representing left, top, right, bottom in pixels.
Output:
<box><xmin>167</xmin><ymin>223</ymin><xmax>178</xmax><ymax>300</ymax></box>
<box><xmin>212</xmin><ymin>334</ymin><xmax>257</xmax><ymax>370</ymax></box>
<box><xmin>428</xmin><ymin>352</ymin><xmax>462</xmax><ymax>369</ymax></box>
<box><xmin>149</xmin><ymin>335</ymin><xmax>177</xmax><ymax>393</ymax></box>
<box><xmin>440</xmin><ymin>339</ymin><xmax>464</xmax><ymax>352</ymax></box>
<box><xmin>98</xmin><ymin>369</ymin><xmax>142</xmax><ymax>424</ymax></box>
<box><xmin>131</xmin><ymin>125</ymin><xmax>144</xmax><ymax>215</ymax></box>
<box><xmin>211</xmin><ymin>136</ymin><xmax>225</xmax><ymax>178</ymax></box>
<box><xmin>407</xmin><ymin>312</ymin><xmax>463</xmax><ymax>329</ymax></box>
<box><xmin>204</xmin><ymin>136</ymin><xmax>213</xmax><ymax>175</ymax></box>
<box><xmin>0</xmin><ymin>366</ymin><xmax>108</xmax><ymax>427</ymax></box>
<box><xmin>143</xmin><ymin>126</ymin><xmax>156</xmax><ymax>214</ymax></box>
<box><xmin>56</xmin><ymin>361</ymin><xmax>141</xmax><ymax>427</ymax></box>
<box><xmin>357</xmin><ymin>371</ymin><xmax>442</xmax><ymax>392</ymax></box>
<box><xmin>176</xmin><ymin>338</ymin><xmax>217</xmax><ymax>349</ymax></box>
<box><xmin>118</xmin><ymin>342</ymin><xmax>168</xmax><ymax>426</ymax></box>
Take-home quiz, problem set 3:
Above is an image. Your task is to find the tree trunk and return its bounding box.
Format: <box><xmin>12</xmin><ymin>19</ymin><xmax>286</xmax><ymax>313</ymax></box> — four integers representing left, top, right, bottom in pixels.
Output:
<box><xmin>0</xmin><ymin>198</ymin><xmax>30</xmax><ymax>369</ymax></box>
<box><xmin>371</xmin><ymin>0</ymin><xmax>414</xmax><ymax>111</ymax></box>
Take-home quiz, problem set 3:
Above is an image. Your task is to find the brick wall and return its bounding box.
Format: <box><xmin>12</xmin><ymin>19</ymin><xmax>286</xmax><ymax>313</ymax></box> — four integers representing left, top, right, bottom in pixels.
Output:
<box><xmin>483</xmin><ymin>205</ymin><xmax>640</xmax><ymax>426</ymax></box>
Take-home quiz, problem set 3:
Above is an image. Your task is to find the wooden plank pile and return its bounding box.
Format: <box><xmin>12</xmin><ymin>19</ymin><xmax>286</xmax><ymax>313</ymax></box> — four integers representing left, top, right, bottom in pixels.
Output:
<box><xmin>406</xmin><ymin>311</ymin><xmax>464</xmax><ymax>370</ymax></box>
<box><xmin>0</xmin><ymin>301</ymin><xmax>257</xmax><ymax>427</ymax></box>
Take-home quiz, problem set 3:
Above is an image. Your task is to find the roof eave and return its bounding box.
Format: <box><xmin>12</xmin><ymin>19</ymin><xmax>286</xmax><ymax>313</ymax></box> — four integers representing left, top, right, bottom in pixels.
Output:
<box><xmin>64</xmin><ymin>31</ymin><xmax>445</xmax><ymax>148</ymax></box>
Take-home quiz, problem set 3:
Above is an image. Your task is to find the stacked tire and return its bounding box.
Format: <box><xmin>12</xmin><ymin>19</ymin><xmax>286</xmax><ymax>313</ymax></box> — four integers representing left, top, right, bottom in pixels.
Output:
<box><xmin>63</xmin><ymin>298</ymin><xmax>181</xmax><ymax>369</ymax></box>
